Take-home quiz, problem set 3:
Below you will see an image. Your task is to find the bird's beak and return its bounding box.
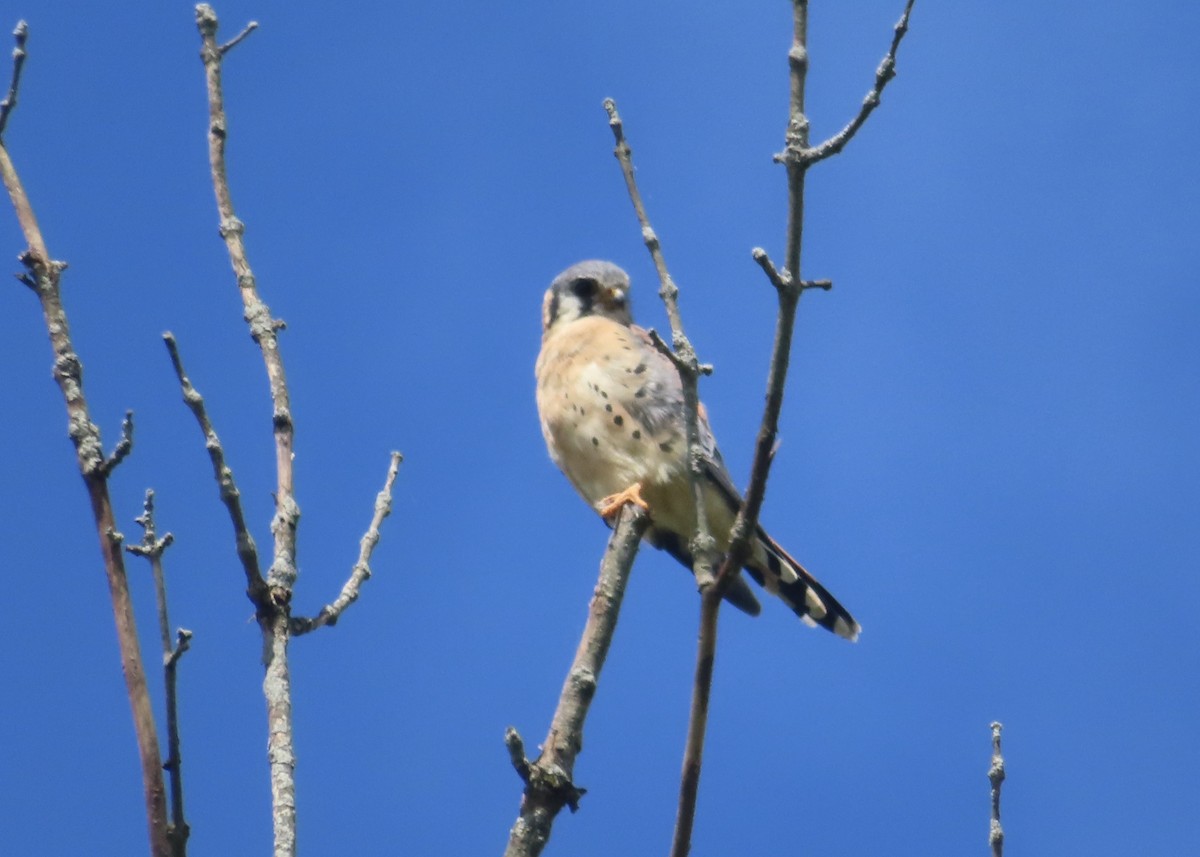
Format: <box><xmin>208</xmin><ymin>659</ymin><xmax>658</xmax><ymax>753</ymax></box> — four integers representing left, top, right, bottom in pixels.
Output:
<box><xmin>603</xmin><ymin>286</ymin><xmax>627</xmax><ymax>307</ymax></box>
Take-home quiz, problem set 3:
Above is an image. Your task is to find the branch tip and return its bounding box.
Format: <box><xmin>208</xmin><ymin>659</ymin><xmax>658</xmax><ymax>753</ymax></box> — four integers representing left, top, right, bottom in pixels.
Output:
<box><xmin>219</xmin><ymin>21</ymin><xmax>259</xmax><ymax>55</ymax></box>
<box><xmin>101</xmin><ymin>410</ymin><xmax>135</xmax><ymax>476</ymax></box>
<box><xmin>802</xmin><ymin>0</ymin><xmax>916</xmax><ymax>166</ymax></box>
<box><xmin>989</xmin><ymin>721</ymin><xmax>1005</xmax><ymax>856</ymax></box>
<box><xmin>504</xmin><ymin>727</ymin><xmax>531</xmax><ymax>784</ymax></box>
<box><xmin>0</xmin><ymin>19</ymin><xmax>29</xmax><ymax>138</ymax></box>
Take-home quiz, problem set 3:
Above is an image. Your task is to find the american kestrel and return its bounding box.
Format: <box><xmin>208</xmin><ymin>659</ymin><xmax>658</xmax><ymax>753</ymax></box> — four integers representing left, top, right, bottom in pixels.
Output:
<box><xmin>535</xmin><ymin>260</ymin><xmax>859</xmax><ymax>640</ymax></box>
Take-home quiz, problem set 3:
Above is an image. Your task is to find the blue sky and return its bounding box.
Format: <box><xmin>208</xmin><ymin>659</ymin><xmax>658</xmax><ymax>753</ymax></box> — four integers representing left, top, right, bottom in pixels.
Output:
<box><xmin>2</xmin><ymin>1</ymin><xmax>1197</xmax><ymax>854</ymax></box>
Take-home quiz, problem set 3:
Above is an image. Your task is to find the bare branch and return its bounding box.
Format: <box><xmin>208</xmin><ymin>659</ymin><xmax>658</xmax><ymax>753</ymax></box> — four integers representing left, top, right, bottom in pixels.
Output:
<box><xmin>504</xmin><ymin>727</ymin><xmax>532</xmax><ymax>785</ymax></box>
<box><xmin>989</xmin><ymin>721</ymin><xmax>1006</xmax><ymax>857</ymax></box>
<box><xmin>100</xmin><ymin>409</ymin><xmax>135</xmax><ymax>476</ymax></box>
<box><xmin>1</xmin><ymin>22</ymin><xmax>170</xmax><ymax>856</ymax></box>
<box><xmin>671</xmin><ymin>2</ymin><xmax>818</xmax><ymax>844</ymax></box>
<box><xmin>163</xmin><ymin>332</ymin><xmax>268</xmax><ymax>605</ymax></box>
<box><xmin>800</xmin><ymin>0</ymin><xmax>916</xmax><ymax>166</ymax></box>
<box><xmin>603</xmin><ymin>97</ymin><xmax>719</xmax><ymax>587</ymax></box>
<box><xmin>291</xmin><ymin>452</ymin><xmax>404</xmax><ymax>635</ymax></box>
<box><xmin>0</xmin><ymin>20</ymin><xmax>28</xmax><ymax>138</ymax></box>
<box><xmin>219</xmin><ymin>20</ymin><xmax>258</xmax><ymax>55</ymax></box>
<box><xmin>504</xmin><ymin>505</ymin><xmax>650</xmax><ymax>857</ymax></box>
<box><xmin>168</xmin><ymin>628</ymin><xmax>193</xmax><ymax>668</ymax></box>
<box><xmin>127</xmin><ymin>489</ymin><xmax>191</xmax><ymax>857</ymax></box>
<box><xmin>127</xmin><ymin>489</ymin><xmax>177</xmax><ymax>651</ymax></box>
<box><xmin>669</xmin><ymin>583</ymin><xmax>721</xmax><ymax>857</ymax></box>
<box><xmin>673</xmin><ymin>4</ymin><xmax>914</xmax><ymax>853</ymax></box>
<box><xmin>195</xmin><ymin>3</ymin><xmax>298</xmax><ymax>602</ymax></box>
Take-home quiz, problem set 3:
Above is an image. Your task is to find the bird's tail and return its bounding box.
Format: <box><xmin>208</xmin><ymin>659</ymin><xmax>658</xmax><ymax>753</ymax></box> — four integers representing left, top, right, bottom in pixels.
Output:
<box><xmin>743</xmin><ymin>529</ymin><xmax>860</xmax><ymax>641</ymax></box>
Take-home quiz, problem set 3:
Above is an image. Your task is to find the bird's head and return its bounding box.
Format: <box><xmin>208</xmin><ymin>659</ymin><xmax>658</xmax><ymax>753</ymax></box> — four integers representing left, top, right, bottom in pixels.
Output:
<box><xmin>542</xmin><ymin>260</ymin><xmax>633</xmax><ymax>335</ymax></box>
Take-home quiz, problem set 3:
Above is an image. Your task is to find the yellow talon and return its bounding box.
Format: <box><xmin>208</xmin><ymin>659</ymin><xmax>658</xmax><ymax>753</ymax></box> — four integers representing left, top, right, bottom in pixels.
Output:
<box><xmin>596</xmin><ymin>482</ymin><xmax>650</xmax><ymax>521</ymax></box>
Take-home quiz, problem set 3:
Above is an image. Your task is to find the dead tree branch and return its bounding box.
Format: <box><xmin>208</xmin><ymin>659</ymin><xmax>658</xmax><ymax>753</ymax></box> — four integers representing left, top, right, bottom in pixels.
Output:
<box><xmin>291</xmin><ymin>452</ymin><xmax>404</xmax><ymax>635</ymax></box>
<box><xmin>603</xmin><ymin>98</ymin><xmax>719</xmax><ymax>591</ymax></box>
<box><xmin>194</xmin><ymin>7</ymin><xmax>302</xmax><ymax>855</ymax></box>
<box><xmin>604</xmin><ymin>98</ymin><xmax>719</xmax><ymax>590</ymax></box>
<box><xmin>504</xmin><ymin>505</ymin><xmax>651</xmax><ymax>857</ymax></box>
<box><xmin>671</xmin><ymin>4</ymin><xmax>918</xmax><ymax>855</ymax></box>
<box><xmin>989</xmin><ymin>722</ymin><xmax>1006</xmax><ymax>857</ymax></box>
<box><xmin>799</xmin><ymin>0</ymin><xmax>915</xmax><ymax>167</ymax></box>
<box><xmin>0</xmin><ymin>20</ymin><xmax>171</xmax><ymax>857</ymax></box>
<box><xmin>127</xmin><ymin>490</ymin><xmax>191</xmax><ymax>857</ymax></box>
<box><xmin>0</xmin><ymin>20</ymin><xmax>27</xmax><ymax>136</ymax></box>
<box><xmin>163</xmin><ymin>333</ymin><xmax>267</xmax><ymax>603</ymax></box>
<box><xmin>191</xmin><ymin>6</ymin><xmax>400</xmax><ymax>854</ymax></box>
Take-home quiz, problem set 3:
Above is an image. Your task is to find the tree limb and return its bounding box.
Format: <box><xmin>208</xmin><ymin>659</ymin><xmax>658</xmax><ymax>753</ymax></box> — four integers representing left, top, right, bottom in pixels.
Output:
<box><xmin>290</xmin><ymin>452</ymin><xmax>404</xmax><ymax>635</ymax></box>
<box><xmin>503</xmin><ymin>505</ymin><xmax>650</xmax><ymax>857</ymax></box>
<box><xmin>194</xmin><ymin>8</ymin><xmax>300</xmax><ymax>856</ymax></box>
<box><xmin>127</xmin><ymin>490</ymin><xmax>191</xmax><ymax>857</ymax></box>
<box><xmin>603</xmin><ymin>97</ymin><xmax>719</xmax><ymax>589</ymax></box>
<box><xmin>799</xmin><ymin>0</ymin><xmax>916</xmax><ymax>167</ymax></box>
<box><xmin>673</xmin><ymin>4</ymin><xmax>917</xmax><ymax>855</ymax></box>
<box><xmin>163</xmin><ymin>332</ymin><xmax>268</xmax><ymax>605</ymax></box>
<box><xmin>989</xmin><ymin>721</ymin><xmax>1006</xmax><ymax>857</ymax></box>
<box><xmin>1</xmin><ymin>21</ymin><xmax>171</xmax><ymax>857</ymax></box>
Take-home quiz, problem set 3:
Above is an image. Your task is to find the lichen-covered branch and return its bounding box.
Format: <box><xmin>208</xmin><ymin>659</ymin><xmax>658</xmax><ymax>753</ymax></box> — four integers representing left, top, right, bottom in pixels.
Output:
<box><xmin>1</xmin><ymin>21</ymin><xmax>170</xmax><ymax>857</ymax></box>
<box><xmin>989</xmin><ymin>722</ymin><xmax>1006</xmax><ymax>857</ymax></box>
<box><xmin>503</xmin><ymin>505</ymin><xmax>650</xmax><ymax>857</ymax></box>
<box><xmin>193</xmin><ymin>7</ymin><xmax>304</xmax><ymax>856</ymax></box>
<box><xmin>291</xmin><ymin>452</ymin><xmax>403</xmax><ymax>635</ymax></box>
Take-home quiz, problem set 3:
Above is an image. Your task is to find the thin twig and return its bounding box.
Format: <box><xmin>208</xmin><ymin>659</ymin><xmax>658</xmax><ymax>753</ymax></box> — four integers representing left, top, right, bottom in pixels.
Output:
<box><xmin>1</xmin><ymin>23</ymin><xmax>171</xmax><ymax>857</ymax></box>
<box><xmin>127</xmin><ymin>491</ymin><xmax>177</xmax><ymax>644</ymax></box>
<box><xmin>603</xmin><ymin>97</ymin><xmax>719</xmax><ymax>587</ymax></box>
<box><xmin>503</xmin><ymin>505</ymin><xmax>651</xmax><ymax>857</ymax></box>
<box><xmin>291</xmin><ymin>452</ymin><xmax>403</xmax><ymax>635</ymax></box>
<box><xmin>0</xmin><ymin>20</ymin><xmax>28</xmax><ymax>138</ymax></box>
<box><xmin>127</xmin><ymin>490</ymin><xmax>190</xmax><ymax>857</ymax></box>
<box><xmin>195</xmin><ymin>8</ymin><xmax>300</xmax><ymax>855</ymax></box>
<box><xmin>671</xmin><ymin>4</ymin><xmax>916</xmax><ymax>855</ymax></box>
<box><xmin>989</xmin><ymin>722</ymin><xmax>1006</xmax><ymax>857</ymax></box>
<box><xmin>101</xmin><ymin>409</ymin><xmax>135</xmax><ymax>476</ymax></box>
<box><xmin>800</xmin><ymin>0</ymin><xmax>916</xmax><ymax>166</ymax></box>
<box><xmin>163</xmin><ymin>332</ymin><xmax>268</xmax><ymax>604</ymax></box>
<box><xmin>219</xmin><ymin>20</ymin><xmax>258</xmax><ymax>55</ymax></box>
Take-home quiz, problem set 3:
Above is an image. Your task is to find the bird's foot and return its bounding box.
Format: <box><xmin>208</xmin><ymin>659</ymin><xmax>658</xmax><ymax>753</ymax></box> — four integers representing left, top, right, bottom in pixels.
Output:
<box><xmin>596</xmin><ymin>482</ymin><xmax>650</xmax><ymax>521</ymax></box>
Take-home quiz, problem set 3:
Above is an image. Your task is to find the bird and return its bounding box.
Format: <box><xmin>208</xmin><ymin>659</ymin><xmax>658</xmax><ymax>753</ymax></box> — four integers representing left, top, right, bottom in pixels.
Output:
<box><xmin>535</xmin><ymin>260</ymin><xmax>860</xmax><ymax>640</ymax></box>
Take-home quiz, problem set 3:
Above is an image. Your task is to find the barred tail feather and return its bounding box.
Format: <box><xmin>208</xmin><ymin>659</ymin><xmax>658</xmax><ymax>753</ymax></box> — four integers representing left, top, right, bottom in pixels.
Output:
<box><xmin>744</xmin><ymin>529</ymin><xmax>861</xmax><ymax>641</ymax></box>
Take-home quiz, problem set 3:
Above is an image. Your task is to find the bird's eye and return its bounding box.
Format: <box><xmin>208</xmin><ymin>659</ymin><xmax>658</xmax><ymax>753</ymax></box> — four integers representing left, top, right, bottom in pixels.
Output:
<box><xmin>569</xmin><ymin>277</ymin><xmax>599</xmax><ymax>298</ymax></box>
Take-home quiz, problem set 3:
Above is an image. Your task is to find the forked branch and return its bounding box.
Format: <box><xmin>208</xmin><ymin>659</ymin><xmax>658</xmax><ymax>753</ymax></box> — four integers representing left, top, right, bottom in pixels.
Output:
<box><xmin>1</xmin><ymin>20</ymin><xmax>171</xmax><ymax>857</ymax></box>
<box><xmin>672</xmin><ymin>4</ymin><xmax>917</xmax><ymax>856</ymax></box>
<box><xmin>127</xmin><ymin>491</ymin><xmax>192</xmax><ymax>857</ymax></box>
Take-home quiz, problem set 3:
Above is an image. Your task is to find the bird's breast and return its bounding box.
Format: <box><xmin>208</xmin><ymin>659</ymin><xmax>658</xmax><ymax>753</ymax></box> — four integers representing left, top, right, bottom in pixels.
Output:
<box><xmin>536</xmin><ymin>318</ymin><xmax>687</xmax><ymax>506</ymax></box>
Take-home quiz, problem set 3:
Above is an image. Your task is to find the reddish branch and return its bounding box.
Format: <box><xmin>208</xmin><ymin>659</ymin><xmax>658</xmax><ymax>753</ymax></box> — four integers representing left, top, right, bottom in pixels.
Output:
<box><xmin>0</xmin><ymin>20</ymin><xmax>171</xmax><ymax>857</ymax></box>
